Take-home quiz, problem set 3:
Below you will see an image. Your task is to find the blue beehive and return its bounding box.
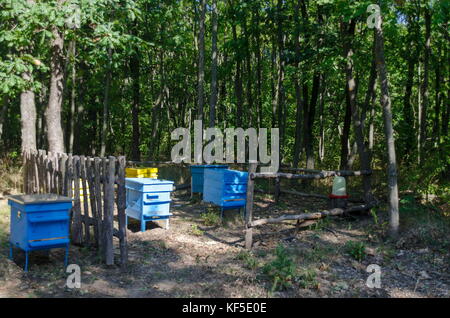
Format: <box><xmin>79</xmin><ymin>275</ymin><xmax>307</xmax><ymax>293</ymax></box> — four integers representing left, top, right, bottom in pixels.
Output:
<box><xmin>7</xmin><ymin>194</ymin><xmax>72</xmax><ymax>272</ymax></box>
<box><xmin>190</xmin><ymin>165</ymin><xmax>228</xmax><ymax>196</ymax></box>
<box><xmin>203</xmin><ymin>169</ymin><xmax>248</xmax><ymax>218</ymax></box>
<box><xmin>125</xmin><ymin>178</ymin><xmax>174</xmax><ymax>232</ymax></box>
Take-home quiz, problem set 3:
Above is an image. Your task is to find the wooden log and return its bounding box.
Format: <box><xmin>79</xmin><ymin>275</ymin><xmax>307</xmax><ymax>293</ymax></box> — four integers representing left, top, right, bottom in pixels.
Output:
<box><xmin>117</xmin><ymin>156</ymin><xmax>128</xmax><ymax>267</ymax></box>
<box><xmin>280</xmin><ymin>167</ymin><xmax>373</xmax><ymax>175</ymax></box>
<box><xmin>104</xmin><ymin>156</ymin><xmax>115</xmax><ymax>265</ymax></box>
<box><xmin>72</xmin><ymin>156</ymin><xmax>83</xmax><ymax>245</ymax></box>
<box><xmin>245</xmin><ymin>162</ymin><xmax>257</xmax><ymax>249</ymax></box>
<box><xmin>248</xmin><ymin>202</ymin><xmax>377</xmax><ymax>228</ymax></box>
<box><xmin>280</xmin><ymin>189</ymin><xmax>328</xmax><ymax>199</ymax></box>
<box><xmin>252</xmin><ymin>170</ymin><xmax>372</xmax><ymax>180</ymax></box>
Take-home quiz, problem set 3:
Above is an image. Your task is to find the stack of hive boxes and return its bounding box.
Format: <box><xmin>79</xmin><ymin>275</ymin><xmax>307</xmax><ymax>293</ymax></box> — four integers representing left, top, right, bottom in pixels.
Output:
<box><xmin>125</xmin><ymin>168</ymin><xmax>158</xmax><ymax>179</ymax></box>
<box><xmin>203</xmin><ymin>169</ymin><xmax>248</xmax><ymax>218</ymax></box>
<box><xmin>125</xmin><ymin>178</ymin><xmax>174</xmax><ymax>231</ymax></box>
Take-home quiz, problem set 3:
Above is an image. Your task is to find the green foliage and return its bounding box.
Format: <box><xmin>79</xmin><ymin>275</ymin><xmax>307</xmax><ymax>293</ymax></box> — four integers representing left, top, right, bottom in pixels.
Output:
<box><xmin>344</xmin><ymin>241</ymin><xmax>366</xmax><ymax>262</ymax></box>
<box><xmin>262</xmin><ymin>244</ymin><xmax>297</xmax><ymax>291</ymax></box>
<box><xmin>190</xmin><ymin>224</ymin><xmax>204</xmax><ymax>236</ymax></box>
<box><xmin>297</xmin><ymin>269</ymin><xmax>318</xmax><ymax>289</ymax></box>
<box><xmin>200</xmin><ymin>211</ymin><xmax>222</xmax><ymax>227</ymax></box>
<box><xmin>235</xmin><ymin>250</ymin><xmax>259</xmax><ymax>270</ymax></box>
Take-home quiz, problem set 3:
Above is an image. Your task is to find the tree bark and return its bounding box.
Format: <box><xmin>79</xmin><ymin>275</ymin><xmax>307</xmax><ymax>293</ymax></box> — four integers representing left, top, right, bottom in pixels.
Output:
<box><xmin>46</xmin><ymin>2</ymin><xmax>66</xmax><ymax>154</ymax></box>
<box><xmin>209</xmin><ymin>0</ymin><xmax>218</xmax><ymax>128</ymax></box>
<box><xmin>0</xmin><ymin>96</ymin><xmax>7</xmax><ymax>143</ymax></box>
<box><xmin>342</xmin><ymin>19</ymin><xmax>373</xmax><ymax>202</ymax></box>
<box><xmin>374</xmin><ymin>19</ymin><xmax>400</xmax><ymax>237</ymax></box>
<box><xmin>100</xmin><ymin>47</ymin><xmax>112</xmax><ymax>157</ymax></box>
<box><xmin>197</xmin><ymin>0</ymin><xmax>206</xmax><ymax>123</ymax></box>
<box><xmin>130</xmin><ymin>41</ymin><xmax>141</xmax><ymax>161</ymax></box>
<box><xmin>20</xmin><ymin>72</ymin><xmax>37</xmax><ymax>153</ymax></box>
<box><xmin>419</xmin><ymin>8</ymin><xmax>431</xmax><ymax>160</ymax></box>
<box><xmin>292</xmin><ymin>0</ymin><xmax>304</xmax><ymax>168</ymax></box>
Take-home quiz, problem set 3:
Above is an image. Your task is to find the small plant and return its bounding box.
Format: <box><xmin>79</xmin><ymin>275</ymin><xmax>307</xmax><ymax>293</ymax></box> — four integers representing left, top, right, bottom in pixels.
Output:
<box><xmin>297</xmin><ymin>268</ymin><xmax>318</xmax><ymax>289</ymax></box>
<box><xmin>190</xmin><ymin>224</ymin><xmax>204</xmax><ymax>236</ymax></box>
<box><xmin>262</xmin><ymin>244</ymin><xmax>297</xmax><ymax>292</ymax></box>
<box><xmin>236</xmin><ymin>251</ymin><xmax>259</xmax><ymax>270</ymax></box>
<box><xmin>200</xmin><ymin>211</ymin><xmax>222</xmax><ymax>227</ymax></box>
<box><xmin>345</xmin><ymin>241</ymin><xmax>366</xmax><ymax>262</ymax></box>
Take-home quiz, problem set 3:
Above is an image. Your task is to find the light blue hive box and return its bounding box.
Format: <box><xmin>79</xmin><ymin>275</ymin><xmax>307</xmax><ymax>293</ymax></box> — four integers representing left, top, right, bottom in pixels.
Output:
<box><xmin>203</xmin><ymin>169</ymin><xmax>248</xmax><ymax>218</ymax></box>
<box><xmin>125</xmin><ymin>178</ymin><xmax>174</xmax><ymax>231</ymax></box>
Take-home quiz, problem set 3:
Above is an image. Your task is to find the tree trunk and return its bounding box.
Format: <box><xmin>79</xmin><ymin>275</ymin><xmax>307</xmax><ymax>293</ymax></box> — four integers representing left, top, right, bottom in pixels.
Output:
<box><xmin>130</xmin><ymin>45</ymin><xmax>141</xmax><ymax>161</ymax></box>
<box><xmin>68</xmin><ymin>41</ymin><xmax>76</xmax><ymax>154</ymax></box>
<box><xmin>232</xmin><ymin>23</ymin><xmax>243</xmax><ymax>128</ymax></box>
<box><xmin>0</xmin><ymin>96</ymin><xmax>7</xmax><ymax>142</ymax></box>
<box><xmin>209</xmin><ymin>0</ymin><xmax>218</xmax><ymax>128</ymax></box>
<box><xmin>197</xmin><ymin>0</ymin><xmax>206</xmax><ymax>123</ymax></box>
<box><xmin>342</xmin><ymin>19</ymin><xmax>373</xmax><ymax>202</ymax></box>
<box><xmin>100</xmin><ymin>47</ymin><xmax>112</xmax><ymax>157</ymax></box>
<box><xmin>374</xmin><ymin>20</ymin><xmax>400</xmax><ymax>237</ymax></box>
<box><xmin>292</xmin><ymin>0</ymin><xmax>304</xmax><ymax>168</ymax></box>
<box><xmin>46</xmin><ymin>3</ymin><xmax>66</xmax><ymax>154</ymax></box>
<box><xmin>21</xmin><ymin>72</ymin><xmax>37</xmax><ymax>153</ymax></box>
<box><xmin>419</xmin><ymin>8</ymin><xmax>431</xmax><ymax>161</ymax></box>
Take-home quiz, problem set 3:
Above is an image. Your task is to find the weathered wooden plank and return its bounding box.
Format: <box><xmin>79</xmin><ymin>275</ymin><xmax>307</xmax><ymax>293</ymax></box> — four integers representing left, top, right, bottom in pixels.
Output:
<box><xmin>94</xmin><ymin>157</ymin><xmax>104</xmax><ymax>250</ymax></box>
<box><xmin>86</xmin><ymin>157</ymin><xmax>99</xmax><ymax>246</ymax></box>
<box><xmin>117</xmin><ymin>156</ymin><xmax>128</xmax><ymax>267</ymax></box>
<box><xmin>72</xmin><ymin>156</ymin><xmax>83</xmax><ymax>245</ymax></box>
<box><xmin>80</xmin><ymin>156</ymin><xmax>91</xmax><ymax>244</ymax></box>
<box><xmin>104</xmin><ymin>156</ymin><xmax>115</xmax><ymax>265</ymax></box>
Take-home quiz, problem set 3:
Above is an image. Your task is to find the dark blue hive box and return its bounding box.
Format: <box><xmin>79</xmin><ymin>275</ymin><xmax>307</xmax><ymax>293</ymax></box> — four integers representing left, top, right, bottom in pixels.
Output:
<box><xmin>190</xmin><ymin>165</ymin><xmax>228</xmax><ymax>197</ymax></box>
<box><xmin>203</xmin><ymin>169</ymin><xmax>248</xmax><ymax>218</ymax></box>
<box><xmin>8</xmin><ymin>194</ymin><xmax>72</xmax><ymax>272</ymax></box>
<box><xmin>125</xmin><ymin>178</ymin><xmax>174</xmax><ymax>232</ymax></box>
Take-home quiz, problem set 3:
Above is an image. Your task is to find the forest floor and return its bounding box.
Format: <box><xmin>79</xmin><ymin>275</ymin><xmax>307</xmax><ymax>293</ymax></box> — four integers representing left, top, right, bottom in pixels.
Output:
<box><xmin>0</xmin><ymin>190</ymin><xmax>449</xmax><ymax>298</ymax></box>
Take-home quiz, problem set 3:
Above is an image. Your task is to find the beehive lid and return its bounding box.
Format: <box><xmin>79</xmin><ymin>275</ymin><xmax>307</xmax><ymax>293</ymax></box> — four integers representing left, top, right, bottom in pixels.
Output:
<box><xmin>7</xmin><ymin>194</ymin><xmax>73</xmax><ymax>205</ymax></box>
<box><xmin>125</xmin><ymin>178</ymin><xmax>174</xmax><ymax>185</ymax></box>
<box><xmin>190</xmin><ymin>165</ymin><xmax>228</xmax><ymax>168</ymax></box>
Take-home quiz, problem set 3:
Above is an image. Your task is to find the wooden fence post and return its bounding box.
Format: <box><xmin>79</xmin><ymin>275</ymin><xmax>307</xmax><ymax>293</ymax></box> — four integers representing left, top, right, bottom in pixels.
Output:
<box><xmin>104</xmin><ymin>156</ymin><xmax>115</xmax><ymax>265</ymax></box>
<box><xmin>117</xmin><ymin>156</ymin><xmax>128</xmax><ymax>267</ymax></box>
<box><xmin>80</xmin><ymin>156</ymin><xmax>91</xmax><ymax>244</ymax></box>
<box><xmin>94</xmin><ymin>157</ymin><xmax>104</xmax><ymax>251</ymax></box>
<box><xmin>86</xmin><ymin>158</ymin><xmax>100</xmax><ymax>246</ymax></box>
<box><xmin>72</xmin><ymin>156</ymin><xmax>83</xmax><ymax>245</ymax></box>
<box><xmin>245</xmin><ymin>163</ymin><xmax>257</xmax><ymax>250</ymax></box>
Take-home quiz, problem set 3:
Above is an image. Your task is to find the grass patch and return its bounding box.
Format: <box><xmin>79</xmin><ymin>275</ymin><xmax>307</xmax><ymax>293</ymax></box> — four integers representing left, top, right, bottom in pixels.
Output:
<box><xmin>344</xmin><ymin>241</ymin><xmax>366</xmax><ymax>262</ymax></box>
<box><xmin>235</xmin><ymin>250</ymin><xmax>259</xmax><ymax>270</ymax></box>
<box><xmin>200</xmin><ymin>211</ymin><xmax>222</xmax><ymax>227</ymax></box>
<box><xmin>398</xmin><ymin>194</ymin><xmax>450</xmax><ymax>250</ymax></box>
<box><xmin>190</xmin><ymin>224</ymin><xmax>204</xmax><ymax>236</ymax></box>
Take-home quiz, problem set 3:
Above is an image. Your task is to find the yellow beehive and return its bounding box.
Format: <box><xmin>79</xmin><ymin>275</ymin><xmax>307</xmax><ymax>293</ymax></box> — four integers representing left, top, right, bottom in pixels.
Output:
<box><xmin>126</xmin><ymin>168</ymin><xmax>148</xmax><ymax>178</ymax></box>
<box><xmin>126</xmin><ymin>167</ymin><xmax>158</xmax><ymax>179</ymax></box>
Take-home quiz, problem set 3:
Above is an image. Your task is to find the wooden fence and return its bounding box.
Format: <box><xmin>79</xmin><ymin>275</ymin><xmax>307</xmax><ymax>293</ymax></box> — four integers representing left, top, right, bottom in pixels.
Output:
<box><xmin>244</xmin><ymin>163</ymin><xmax>377</xmax><ymax>249</ymax></box>
<box><xmin>23</xmin><ymin>150</ymin><xmax>128</xmax><ymax>267</ymax></box>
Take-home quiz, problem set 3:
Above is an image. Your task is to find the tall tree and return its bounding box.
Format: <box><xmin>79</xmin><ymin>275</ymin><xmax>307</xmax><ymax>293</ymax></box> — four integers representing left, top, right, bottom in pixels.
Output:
<box><xmin>46</xmin><ymin>0</ymin><xmax>66</xmax><ymax>153</ymax></box>
<box><xmin>374</xmin><ymin>12</ymin><xmax>400</xmax><ymax>237</ymax></box>
<box><xmin>209</xmin><ymin>0</ymin><xmax>218</xmax><ymax>128</ymax></box>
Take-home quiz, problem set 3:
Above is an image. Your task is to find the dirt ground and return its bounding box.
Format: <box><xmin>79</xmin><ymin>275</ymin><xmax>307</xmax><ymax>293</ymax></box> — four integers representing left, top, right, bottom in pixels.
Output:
<box><xmin>0</xmin><ymin>191</ymin><xmax>449</xmax><ymax>298</ymax></box>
